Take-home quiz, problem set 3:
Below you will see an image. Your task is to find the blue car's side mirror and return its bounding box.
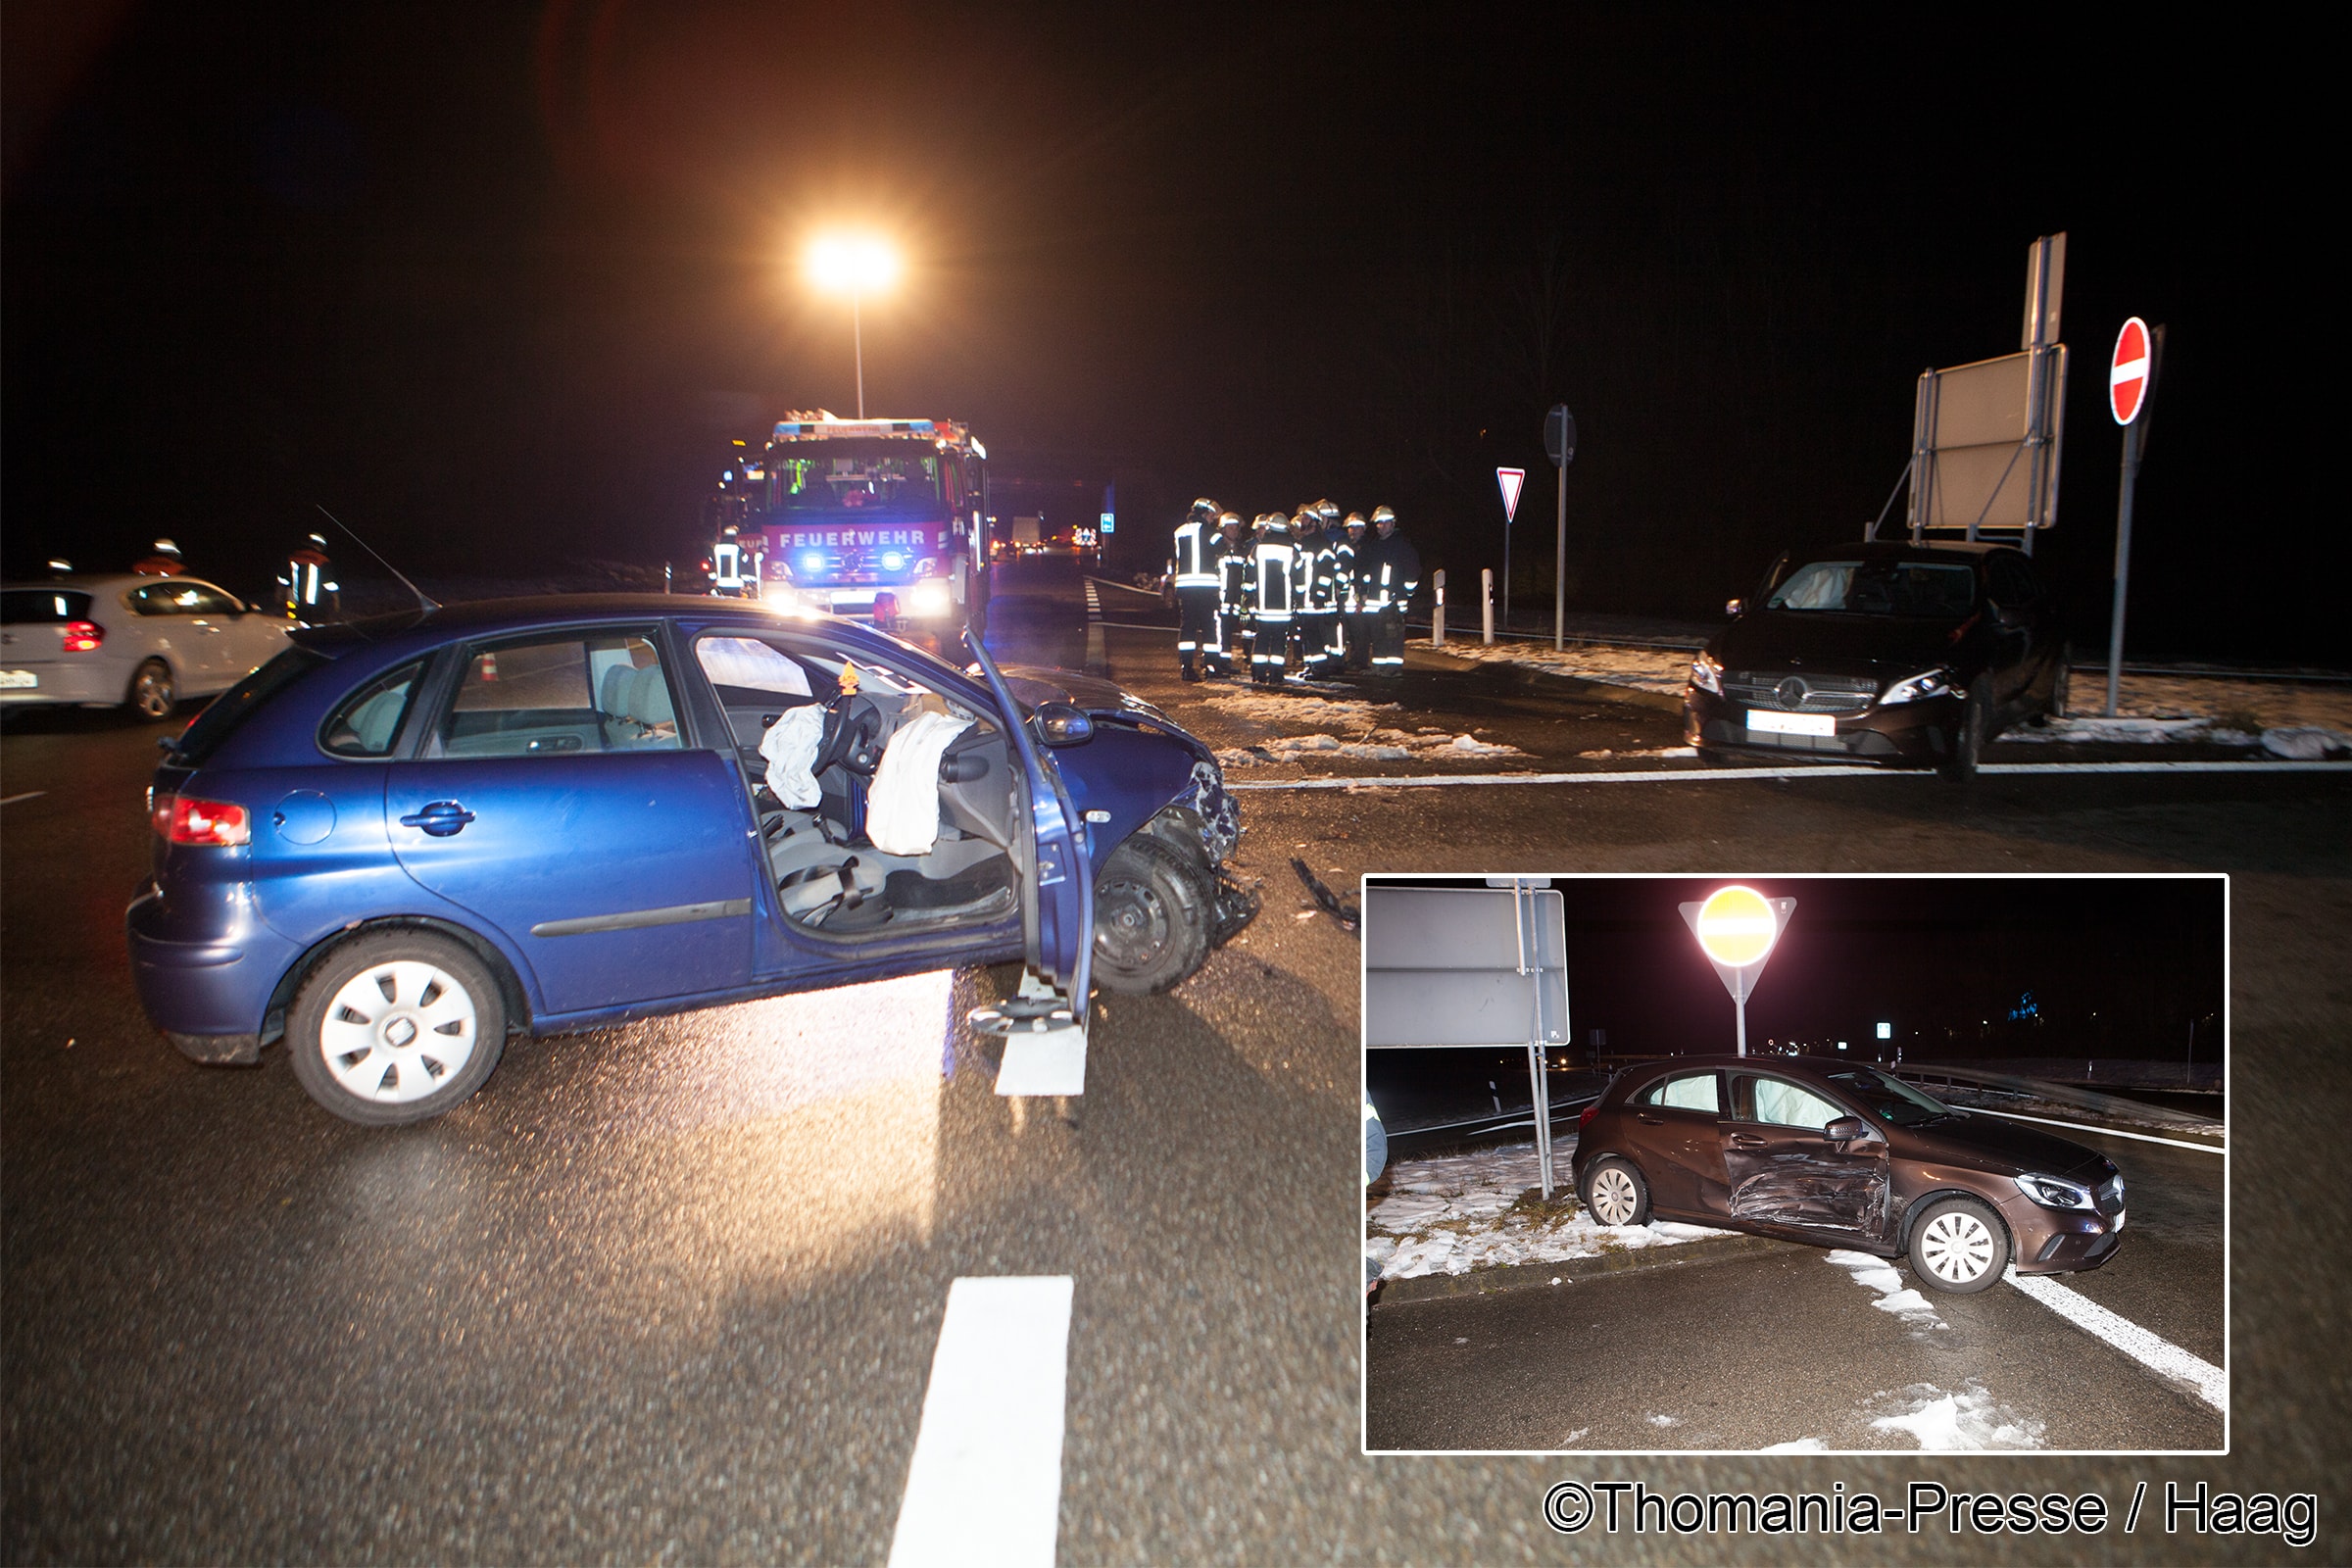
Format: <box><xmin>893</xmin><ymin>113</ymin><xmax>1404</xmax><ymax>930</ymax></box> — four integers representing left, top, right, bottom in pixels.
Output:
<box><xmin>1033</xmin><ymin>702</ymin><xmax>1094</xmax><ymax>747</ymax></box>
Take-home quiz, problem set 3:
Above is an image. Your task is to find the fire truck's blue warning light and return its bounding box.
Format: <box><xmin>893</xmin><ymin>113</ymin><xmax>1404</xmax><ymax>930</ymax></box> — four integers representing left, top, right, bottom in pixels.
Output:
<box><xmin>882</xmin><ymin>551</ymin><xmax>907</xmax><ymax>571</ymax></box>
<box><xmin>802</xmin><ymin>552</ymin><xmax>825</xmax><ymax>574</ymax></box>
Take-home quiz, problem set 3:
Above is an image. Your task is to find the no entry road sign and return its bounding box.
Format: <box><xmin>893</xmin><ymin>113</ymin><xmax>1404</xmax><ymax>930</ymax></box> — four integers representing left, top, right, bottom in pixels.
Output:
<box><xmin>1495</xmin><ymin>466</ymin><xmax>1525</xmax><ymax>522</ymax></box>
<box><xmin>2111</xmin><ymin>317</ymin><xmax>2151</xmax><ymax>424</ymax></box>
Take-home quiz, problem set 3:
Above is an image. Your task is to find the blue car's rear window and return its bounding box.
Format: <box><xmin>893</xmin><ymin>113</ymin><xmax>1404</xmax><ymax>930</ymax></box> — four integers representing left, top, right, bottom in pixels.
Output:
<box><xmin>172</xmin><ymin>646</ymin><xmax>328</xmax><ymax>765</ymax></box>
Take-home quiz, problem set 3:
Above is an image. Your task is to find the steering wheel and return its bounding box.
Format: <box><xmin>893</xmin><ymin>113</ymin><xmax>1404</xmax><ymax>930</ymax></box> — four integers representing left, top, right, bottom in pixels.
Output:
<box><xmin>814</xmin><ymin>693</ymin><xmax>888</xmax><ymax>778</ymax></box>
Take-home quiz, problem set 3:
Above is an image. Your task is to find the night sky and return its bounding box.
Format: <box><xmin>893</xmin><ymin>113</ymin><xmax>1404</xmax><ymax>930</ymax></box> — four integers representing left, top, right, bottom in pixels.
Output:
<box><xmin>1368</xmin><ymin>875</ymin><xmax>2228</xmax><ymax>1073</ymax></box>
<box><xmin>4</xmin><ymin>5</ymin><xmax>2318</xmax><ymax>658</ymax></box>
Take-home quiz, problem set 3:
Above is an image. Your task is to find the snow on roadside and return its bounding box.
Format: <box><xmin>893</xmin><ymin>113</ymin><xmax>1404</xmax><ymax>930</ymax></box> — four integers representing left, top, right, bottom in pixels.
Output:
<box><xmin>1865</xmin><ymin>1382</ymin><xmax>2045</xmax><ymax>1450</ymax></box>
<box><xmin>1368</xmin><ymin>1140</ymin><xmax>1729</xmax><ymax>1281</ymax></box>
<box><xmin>1220</xmin><ymin>729</ymin><xmax>1525</xmax><ymax>767</ymax></box>
<box><xmin>1414</xmin><ymin>639</ymin><xmax>2352</xmax><ymax>739</ymax></box>
<box><xmin>1825</xmin><ymin>1250</ymin><xmax>1947</xmax><ymax>1332</ymax></box>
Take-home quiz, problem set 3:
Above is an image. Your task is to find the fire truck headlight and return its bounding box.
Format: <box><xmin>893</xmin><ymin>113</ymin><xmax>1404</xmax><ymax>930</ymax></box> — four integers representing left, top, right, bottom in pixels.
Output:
<box><xmin>910</xmin><ymin>578</ymin><xmax>953</xmax><ymax>617</ymax></box>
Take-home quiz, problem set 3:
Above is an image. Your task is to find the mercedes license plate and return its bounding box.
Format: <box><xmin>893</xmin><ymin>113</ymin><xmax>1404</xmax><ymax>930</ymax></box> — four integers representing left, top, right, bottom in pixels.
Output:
<box><xmin>1747</xmin><ymin>709</ymin><xmax>1834</xmax><ymax>737</ymax></box>
<box><xmin>0</xmin><ymin>670</ymin><xmax>37</xmax><ymax>690</ymax></box>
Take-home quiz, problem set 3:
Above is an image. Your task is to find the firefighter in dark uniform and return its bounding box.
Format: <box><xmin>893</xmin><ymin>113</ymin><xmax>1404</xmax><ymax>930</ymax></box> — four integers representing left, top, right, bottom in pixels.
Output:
<box><xmin>277</xmin><ymin>532</ymin><xmax>340</xmax><ymax>622</ymax></box>
<box><xmin>1212</xmin><ymin>512</ymin><xmax>1250</xmax><ymax>677</ymax></box>
<box><xmin>1339</xmin><ymin>513</ymin><xmax>1371</xmax><ymax>670</ymax></box>
<box><xmin>1365</xmin><ymin>504</ymin><xmax>1419</xmax><ymax>676</ymax></box>
<box><xmin>1297</xmin><ymin>508</ymin><xmax>1344</xmax><ymax>678</ymax></box>
<box><xmin>1250</xmin><ymin>512</ymin><xmax>1298</xmax><ymax>685</ymax></box>
<box><xmin>1168</xmin><ymin>497</ymin><xmax>1221</xmax><ymax>680</ymax></box>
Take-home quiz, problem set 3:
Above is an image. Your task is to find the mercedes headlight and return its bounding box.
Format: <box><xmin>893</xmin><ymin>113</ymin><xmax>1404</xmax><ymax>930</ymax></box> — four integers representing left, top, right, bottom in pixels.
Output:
<box><xmin>1881</xmin><ymin>667</ymin><xmax>1954</xmax><ymax>706</ymax></box>
<box><xmin>1690</xmin><ymin>653</ymin><xmax>1723</xmax><ymax>695</ymax></box>
<box><xmin>2014</xmin><ymin>1172</ymin><xmax>2095</xmax><ymax>1210</ymax></box>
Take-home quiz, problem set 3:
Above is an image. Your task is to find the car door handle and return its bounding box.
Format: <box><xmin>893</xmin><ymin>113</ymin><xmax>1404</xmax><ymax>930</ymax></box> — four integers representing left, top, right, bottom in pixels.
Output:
<box><xmin>1730</xmin><ymin>1134</ymin><xmax>1768</xmax><ymax>1149</ymax></box>
<box><xmin>400</xmin><ymin>802</ymin><xmax>475</xmax><ymax>836</ymax></box>
<box><xmin>1636</xmin><ymin>1112</ymin><xmax>1665</xmax><ymax>1124</ymax></box>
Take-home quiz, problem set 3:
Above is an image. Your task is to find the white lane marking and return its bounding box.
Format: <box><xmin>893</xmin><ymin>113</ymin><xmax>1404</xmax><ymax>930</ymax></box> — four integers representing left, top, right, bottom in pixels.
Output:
<box><xmin>1227</xmin><ymin>759</ymin><xmax>2352</xmax><ymax>791</ymax></box>
<box><xmin>0</xmin><ymin>791</ymin><xmax>47</xmax><ymax>807</ymax></box>
<box><xmin>1085</xmin><ymin>575</ymin><xmax>1162</xmax><ymax>597</ymax></box>
<box><xmin>889</xmin><ymin>1277</ymin><xmax>1074</xmax><ymax>1568</ymax></box>
<box><xmin>1982</xmin><ymin>760</ymin><xmax>2351</xmax><ymax>774</ymax></box>
<box><xmin>2003</xmin><ymin>1267</ymin><xmax>2226</xmax><ymax>1411</ymax></box>
<box><xmin>1229</xmin><ymin>765</ymin><xmax>1890</xmax><ymax>790</ymax></box>
<box><xmin>1963</xmin><ymin>1104</ymin><xmax>2224</xmax><ymax>1153</ymax></box>
<box><xmin>1101</xmin><ymin>619</ymin><xmax>1180</xmax><ymax>631</ymax></box>
<box><xmin>996</xmin><ymin>1029</ymin><xmax>1086</xmax><ymax>1097</ymax></box>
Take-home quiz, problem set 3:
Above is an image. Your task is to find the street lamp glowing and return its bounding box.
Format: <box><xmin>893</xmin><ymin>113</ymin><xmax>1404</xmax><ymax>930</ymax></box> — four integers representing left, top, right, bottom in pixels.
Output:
<box><xmin>806</xmin><ymin>234</ymin><xmax>900</xmax><ymax>294</ymax></box>
<box><xmin>803</xmin><ymin>233</ymin><xmax>901</xmax><ymax>418</ymax></box>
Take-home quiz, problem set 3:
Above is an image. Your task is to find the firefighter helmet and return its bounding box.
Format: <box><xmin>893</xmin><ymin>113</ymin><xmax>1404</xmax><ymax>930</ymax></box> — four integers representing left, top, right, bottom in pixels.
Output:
<box><xmin>1345</xmin><ymin>512</ymin><xmax>1367</xmax><ymax>529</ymax></box>
<box><xmin>1190</xmin><ymin>497</ymin><xmax>1220</xmax><ymax>519</ymax></box>
<box><xmin>1217</xmin><ymin>511</ymin><xmax>1243</xmax><ymax>530</ymax></box>
<box><xmin>1370</xmin><ymin>506</ymin><xmax>1397</xmax><ymax>525</ymax></box>
<box><xmin>1315</xmin><ymin>498</ymin><xmax>1340</xmax><ymax>520</ymax></box>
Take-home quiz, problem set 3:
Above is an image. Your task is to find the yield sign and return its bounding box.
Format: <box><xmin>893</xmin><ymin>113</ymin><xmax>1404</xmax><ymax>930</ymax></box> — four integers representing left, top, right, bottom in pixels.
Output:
<box><xmin>2110</xmin><ymin>317</ymin><xmax>2151</xmax><ymax>424</ymax></box>
<box><xmin>1495</xmin><ymin>466</ymin><xmax>1526</xmax><ymax>522</ymax></box>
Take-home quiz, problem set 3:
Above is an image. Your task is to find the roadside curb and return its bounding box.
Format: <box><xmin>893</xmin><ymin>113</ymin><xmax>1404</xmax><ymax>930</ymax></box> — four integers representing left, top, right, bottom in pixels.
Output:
<box><xmin>1405</xmin><ymin>645</ymin><xmax>1686</xmax><ymax>714</ymax></box>
<box><xmin>1374</xmin><ymin>1231</ymin><xmax>1804</xmax><ymax>1305</ymax></box>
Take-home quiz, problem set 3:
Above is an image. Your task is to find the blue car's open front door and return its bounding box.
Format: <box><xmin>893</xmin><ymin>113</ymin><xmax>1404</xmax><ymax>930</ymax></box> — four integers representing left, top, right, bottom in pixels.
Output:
<box><xmin>959</xmin><ymin>630</ymin><xmax>1092</xmax><ymax>1043</ymax></box>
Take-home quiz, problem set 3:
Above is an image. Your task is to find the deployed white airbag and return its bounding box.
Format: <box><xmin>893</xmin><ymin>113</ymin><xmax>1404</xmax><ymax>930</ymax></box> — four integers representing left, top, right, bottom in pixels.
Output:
<box><xmin>760</xmin><ymin>705</ymin><xmax>828</xmax><ymax>808</ymax></box>
<box><xmin>865</xmin><ymin>710</ymin><xmax>974</xmax><ymax>855</ymax></box>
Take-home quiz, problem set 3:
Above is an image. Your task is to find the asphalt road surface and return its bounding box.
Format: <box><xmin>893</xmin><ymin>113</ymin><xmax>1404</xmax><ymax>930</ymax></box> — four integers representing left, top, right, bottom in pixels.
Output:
<box><xmin>5</xmin><ymin>561</ymin><xmax>2348</xmax><ymax>1562</ymax></box>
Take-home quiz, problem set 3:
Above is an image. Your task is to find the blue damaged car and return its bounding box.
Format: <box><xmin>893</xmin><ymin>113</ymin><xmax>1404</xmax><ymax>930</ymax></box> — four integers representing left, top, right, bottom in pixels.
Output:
<box><xmin>127</xmin><ymin>597</ymin><xmax>1255</xmax><ymax>1124</ymax></box>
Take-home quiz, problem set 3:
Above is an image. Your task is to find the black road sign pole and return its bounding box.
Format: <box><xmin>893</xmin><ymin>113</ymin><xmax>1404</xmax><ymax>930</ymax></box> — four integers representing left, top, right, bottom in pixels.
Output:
<box><xmin>1545</xmin><ymin>404</ymin><xmax>1575</xmax><ymax>650</ymax></box>
<box><xmin>2105</xmin><ymin>324</ymin><xmax>2164</xmax><ymax>717</ymax></box>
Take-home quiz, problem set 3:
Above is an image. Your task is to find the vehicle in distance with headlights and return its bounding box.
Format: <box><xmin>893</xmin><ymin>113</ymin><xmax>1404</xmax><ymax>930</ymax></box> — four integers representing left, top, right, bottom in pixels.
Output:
<box><xmin>127</xmin><ymin>596</ymin><xmax>1255</xmax><ymax>1124</ymax></box>
<box><xmin>2</xmin><ymin>574</ymin><xmax>291</xmax><ymax>719</ymax></box>
<box><xmin>1683</xmin><ymin>541</ymin><xmax>2066</xmax><ymax>778</ymax></box>
<box><xmin>1572</xmin><ymin>1055</ymin><xmax>2124</xmax><ymax>1293</ymax></box>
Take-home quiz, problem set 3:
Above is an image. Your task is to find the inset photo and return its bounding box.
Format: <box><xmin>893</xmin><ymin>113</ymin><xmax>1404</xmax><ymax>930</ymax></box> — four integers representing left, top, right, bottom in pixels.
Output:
<box><xmin>1361</xmin><ymin>874</ymin><xmax>2226</xmax><ymax>1455</ymax></box>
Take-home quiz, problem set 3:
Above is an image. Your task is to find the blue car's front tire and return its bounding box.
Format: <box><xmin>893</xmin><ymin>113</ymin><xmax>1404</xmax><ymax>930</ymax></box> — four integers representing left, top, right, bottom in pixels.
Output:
<box><xmin>1092</xmin><ymin>836</ymin><xmax>1211</xmax><ymax>995</ymax></box>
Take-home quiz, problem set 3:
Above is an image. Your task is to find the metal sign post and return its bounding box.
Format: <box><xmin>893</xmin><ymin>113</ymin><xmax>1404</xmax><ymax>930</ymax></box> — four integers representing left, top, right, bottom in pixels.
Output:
<box><xmin>1679</xmin><ymin>887</ymin><xmax>1795</xmax><ymax>1056</ymax></box>
<box><xmin>2105</xmin><ymin>318</ymin><xmax>2164</xmax><ymax>716</ymax></box>
<box><xmin>1495</xmin><ymin>467</ymin><xmax>1524</xmax><ymax>636</ymax></box>
<box><xmin>1544</xmin><ymin>405</ymin><xmax>1577</xmax><ymax>650</ymax></box>
<box><xmin>1365</xmin><ymin>881</ymin><xmax>1570</xmax><ymax>1198</ymax></box>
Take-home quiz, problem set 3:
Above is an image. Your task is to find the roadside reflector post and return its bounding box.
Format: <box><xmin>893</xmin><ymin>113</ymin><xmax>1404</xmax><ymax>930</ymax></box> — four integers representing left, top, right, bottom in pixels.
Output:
<box><xmin>1681</xmin><ymin>887</ymin><xmax>1796</xmax><ymax>1056</ymax></box>
<box><xmin>1432</xmin><ymin>568</ymin><xmax>1446</xmax><ymax>648</ymax></box>
<box><xmin>1481</xmin><ymin>568</ymin><xmax>1494</xmax><ymax>644</ymax></box>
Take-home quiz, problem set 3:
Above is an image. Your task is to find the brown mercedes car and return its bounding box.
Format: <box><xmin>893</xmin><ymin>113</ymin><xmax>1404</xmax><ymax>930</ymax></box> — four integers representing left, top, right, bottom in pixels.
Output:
<box><xmin>1571</xmin><ymin>1055</ymin><xmax>2124</xmax><ymax>1294</ymax></box>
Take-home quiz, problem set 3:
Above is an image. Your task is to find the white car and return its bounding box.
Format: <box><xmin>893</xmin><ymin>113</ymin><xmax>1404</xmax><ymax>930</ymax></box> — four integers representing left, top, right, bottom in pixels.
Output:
<box><xmin>0</xmin><ymin>575</ymin><xmax>293</xmax><ymax>720</ymax></box>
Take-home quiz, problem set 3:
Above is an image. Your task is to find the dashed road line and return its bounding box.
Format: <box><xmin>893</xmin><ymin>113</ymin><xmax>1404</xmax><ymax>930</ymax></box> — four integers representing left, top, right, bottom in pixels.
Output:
<box><xmin>889</xmin><ymin>1276</ymin><xmax>1075</xmax><ymax>1568</ymax></box>
<box><xmin>1965</xmin><ymin>1104</ymin><xmax>2225</xmax><ymax>1153</ymax></box>
<box><xmin>2003</xmin><ymin>1267</ymin><xmax>2227</xmax><ymax>1410</ymax></box>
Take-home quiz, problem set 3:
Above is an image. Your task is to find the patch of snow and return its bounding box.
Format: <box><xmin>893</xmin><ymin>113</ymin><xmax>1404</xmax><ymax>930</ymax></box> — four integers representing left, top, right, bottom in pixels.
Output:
<box><xmin>1866</xmin><ymin>1382</ymin><xmax>2045</xmax><ymax>1451</ymax></box>
<box><xmin>1428</xmin><ymin>639</ymin><xmax>1694</xmax><ymax>695</ymax></box>
<box><xmin>2261</xmin><ymin>724</ymin><xmax>2352</xmax><ymax>759</ymax></box>
<box><xmin>1825</xmin><ymin>1250</ymin><xmax>1946</xmax><ymax>1331</ymax></box>
<box><xmin>1216</xmin><ymin>727</ymin><xmax>1524</xmax><ymax>767</ymax></box>
<box><xmin>1758</xmin><ymin>1437</ymin><xmax>1831</xmax><ymax>1453</ymax></box>
<box><xmin>1563</xmin><ymin>1427</ymin><xmax>1590</xmax><ymax>1445</ymax></box>
<box><xmin>1646</xmin><ymin>1413</ymin><xmax>1681</xmax><ymax>1428</ymax></box>
<box><xmin>1368</xmin><ymin>1140</ymin><xmax>1732</xmax><ymax>1279</ymax></box>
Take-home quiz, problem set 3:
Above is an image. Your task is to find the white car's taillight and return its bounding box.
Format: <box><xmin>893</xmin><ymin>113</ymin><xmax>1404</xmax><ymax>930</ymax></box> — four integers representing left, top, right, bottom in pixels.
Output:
<box><xmin>61</xmin><ymin>619</ymin><xmax>104</xmax><ymax>653</ymax></box>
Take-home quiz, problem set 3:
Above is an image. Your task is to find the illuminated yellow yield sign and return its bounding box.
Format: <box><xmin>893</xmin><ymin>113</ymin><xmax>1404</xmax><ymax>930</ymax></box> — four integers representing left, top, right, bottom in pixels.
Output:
<box><xmin>1680</xmin><ymin>886</ymin><xmax>1796</xmax><ymax>1056</ymax></box>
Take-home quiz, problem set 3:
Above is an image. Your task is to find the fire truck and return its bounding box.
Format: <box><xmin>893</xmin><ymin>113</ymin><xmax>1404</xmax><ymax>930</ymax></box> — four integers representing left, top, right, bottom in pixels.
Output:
<box><xmin>710</xmin><ymin>413</ymin><xmax>990</xmax><ymax>650</ymax></box>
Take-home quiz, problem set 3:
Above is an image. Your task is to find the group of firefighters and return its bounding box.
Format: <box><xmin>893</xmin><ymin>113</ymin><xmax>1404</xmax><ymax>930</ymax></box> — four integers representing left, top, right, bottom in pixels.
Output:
<box><xmin>1168</xmin><ymin>497</ymin><xmax>1420</xmax><ymax>685</ymax></box>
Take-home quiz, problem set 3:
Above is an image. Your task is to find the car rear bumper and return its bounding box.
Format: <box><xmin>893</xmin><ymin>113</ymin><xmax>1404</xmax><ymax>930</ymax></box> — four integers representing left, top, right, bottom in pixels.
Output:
<box><xmin>0</xmin><ymin>663</ymin><xmax>120</xmax><ymax>706</ymax></box>
<box><xmin>126</xmin><ymin>886</ymin><xmax>298</xmax><ymax>1044</ymax></box>
<box><xmin>1685</xmin><ymin>689</ymin><xmax>1960</xmax><ymax>764</ymax></box>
